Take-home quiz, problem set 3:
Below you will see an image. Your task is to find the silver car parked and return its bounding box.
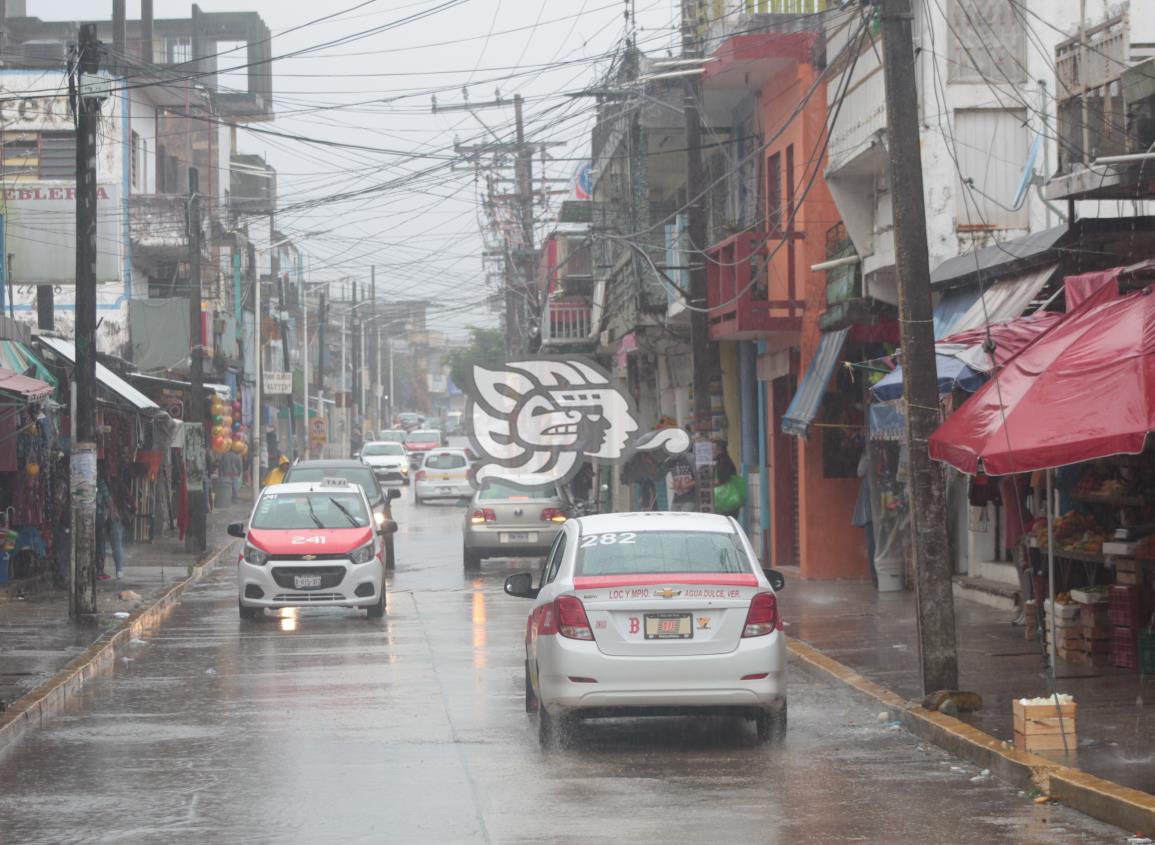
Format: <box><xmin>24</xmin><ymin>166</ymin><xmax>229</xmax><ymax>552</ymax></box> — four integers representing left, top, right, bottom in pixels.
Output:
<box><xmin>462</xmin><ymin>476</ymin><xmax>570</xmax><ymax>570</ymax></box>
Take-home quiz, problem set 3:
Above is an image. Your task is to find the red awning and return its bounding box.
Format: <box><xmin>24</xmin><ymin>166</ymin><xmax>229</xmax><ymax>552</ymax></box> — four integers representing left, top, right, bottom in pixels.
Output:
<box><xmin>929</xmin><ymin>286</ymin><xmax>1155</xmax><ymax>475</ymax></box>
<box><xmin>0</xmin><ymin>367</ymin><xmax>51</xmax><ymax>401</ymax></box>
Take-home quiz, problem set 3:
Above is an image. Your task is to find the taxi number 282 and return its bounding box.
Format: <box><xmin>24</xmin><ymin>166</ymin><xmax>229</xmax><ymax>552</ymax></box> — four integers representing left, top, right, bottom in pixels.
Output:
<box><xmin>579</xmin><ymin>532</ymin><xmax>636</xmax><ymax>548</ymax></box>
<box><xmin>290</xmin><ymin>536</ymin><xmax>327</xmax><ymax>545</ymax></box>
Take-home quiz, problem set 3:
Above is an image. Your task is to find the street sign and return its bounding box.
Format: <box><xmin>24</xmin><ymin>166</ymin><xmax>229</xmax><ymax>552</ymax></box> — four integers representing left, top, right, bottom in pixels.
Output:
<box><xmin>264</xmin><ymin>371</ymin><xmax>292</xmax><ymax>395</ymax></box>
<box><xmin>309</xmin><ymin>417</ymin><xmax>327</xmax><ymax>447</ymax></box>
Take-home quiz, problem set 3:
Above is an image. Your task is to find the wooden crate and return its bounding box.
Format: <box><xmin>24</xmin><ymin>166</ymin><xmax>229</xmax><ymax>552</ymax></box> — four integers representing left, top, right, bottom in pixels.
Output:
<box><xmin>1013</xmin><ymin>700</ymin><xmax>1077</xmax><ymax>733</ymax></box>
<box><xmin>1014</xmin><ymin>730</ymin><xmax>1076</xmax><ymax>752</ymax></box>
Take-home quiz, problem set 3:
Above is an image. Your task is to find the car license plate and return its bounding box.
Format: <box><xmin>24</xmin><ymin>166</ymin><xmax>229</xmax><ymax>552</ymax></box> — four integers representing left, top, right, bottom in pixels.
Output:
<box><xmin>501</xmin><ymin>532</ymin><xmax>536</xmax><ymax>543</ymax></box>
<box><xmin>294</xmin><ymin>574</ymin><xmax>322</xmax><ymax>589</ymax></box>
<box><xmin>439</xmin><ymin>487</ymin><xmax>453</xmax><ymax>493</ymax></box>
<box><xmin>645</xmin><ymin>613</ymin><xmax>692</xmax><ymax>640</ymax></box>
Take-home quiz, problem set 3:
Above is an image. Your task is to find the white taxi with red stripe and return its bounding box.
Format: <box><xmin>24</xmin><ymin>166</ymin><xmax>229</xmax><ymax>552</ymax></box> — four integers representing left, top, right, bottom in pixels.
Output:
<box><xmin>228</xmin><ymin>479</ymin><xmax>398</xmax><ymax>621</ymax></box>
<box><xmin>503</xmin><ymin>512</ymin><xmax>787</xmax><ymax>747</ymax></box>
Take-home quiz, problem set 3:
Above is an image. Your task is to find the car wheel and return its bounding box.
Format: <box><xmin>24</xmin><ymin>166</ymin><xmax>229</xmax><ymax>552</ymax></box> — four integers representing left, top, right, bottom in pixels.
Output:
<box><xmin>524</xmin><ymin>659</ymin><xmax>538</xmax><ymax>713</ymax></box>
<box><xmin>756</xmin><ymin>703</ymin><xmax>787</xmax><ymax>744</ymax></box>
<box><xmin>415</xmin><ymin>495</ymin><xmax>424</xmax><ymax>506</ymax></box>
<box><xmin>238</xmin><ymin>600</ymin><xmax>260</xmax><ymax>621</ymax></box>
<box><xmin>463</xmin><ymin>547</ymin><xmax>482</xmax><ymax>570</ymax></box>
<box><xmin>366</xmin><ymin>587</ymin><xmax>386</xmax><ymax>619</ymax></box>
<box><xmin>385</xmin><ymin>537</ymin><xmax>396</xmax><ymax>571</ymax></box>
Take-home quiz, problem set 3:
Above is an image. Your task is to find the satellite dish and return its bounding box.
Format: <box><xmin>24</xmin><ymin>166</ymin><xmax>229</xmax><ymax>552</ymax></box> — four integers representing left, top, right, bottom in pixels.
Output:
<box><xmin>1012</xmin><ymin>133</ymin><xmax>1043</xmax><ymax>210</ymax></box>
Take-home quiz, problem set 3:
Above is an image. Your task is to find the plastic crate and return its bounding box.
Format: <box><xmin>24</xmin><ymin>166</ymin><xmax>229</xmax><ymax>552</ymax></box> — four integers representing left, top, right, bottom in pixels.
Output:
<box><xmin>1108</xmin><ymin>585</ymin><xmax>1143</xmax><ymax>628</ymax></box>
<box><xmin>1113</xmin><ymin>626</ymin><xmax>1139</xmax><ymax>670</ymax></box>
<box><xmin>1141</xmin><ymin>630</ymin><xmax>1155</xmax><ymax>675</ymax></box>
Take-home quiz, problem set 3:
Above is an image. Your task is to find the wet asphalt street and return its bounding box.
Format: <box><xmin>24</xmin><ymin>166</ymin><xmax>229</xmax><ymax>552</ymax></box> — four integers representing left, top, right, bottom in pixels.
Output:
<box><xmin>0</xmin><ymin>489</ymin><xmax>1127</xmax><ymax>844</ymax></box>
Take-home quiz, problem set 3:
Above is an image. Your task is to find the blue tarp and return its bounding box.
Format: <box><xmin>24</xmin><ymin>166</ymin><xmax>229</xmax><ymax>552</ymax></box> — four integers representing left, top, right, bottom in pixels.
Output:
<box><xmin>782</xmin><ymin>328</ymin><xmax>849</xmax><ymax>438</ymax></box>
<box><xmin>871</xmin><ymin>353</ymin><xmax>985</xmax><ymax>402</ymax></box>
<box><xmin>933</xmin><ymin>288</ymin><xmax>981</xmax><ymax>339</ymax></box>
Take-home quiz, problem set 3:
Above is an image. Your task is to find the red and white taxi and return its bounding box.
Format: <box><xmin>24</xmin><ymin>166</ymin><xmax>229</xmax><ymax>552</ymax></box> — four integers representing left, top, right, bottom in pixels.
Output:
<box><xmin>504</xmin><ymin>512</ymin><xmax>787</xmax><ymax>747</ymax></box>
<box><xmin>228</xmin><ymin>479</ymin><xmax>396</xmax><ymax>620</ymax></box>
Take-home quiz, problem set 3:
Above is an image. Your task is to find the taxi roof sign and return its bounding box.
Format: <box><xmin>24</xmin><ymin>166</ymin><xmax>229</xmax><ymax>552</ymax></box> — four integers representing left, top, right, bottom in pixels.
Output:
<box><xmin>320</xmin><ymin>477</ymin><xmax>351</xmax><ymax>487</ymax></box>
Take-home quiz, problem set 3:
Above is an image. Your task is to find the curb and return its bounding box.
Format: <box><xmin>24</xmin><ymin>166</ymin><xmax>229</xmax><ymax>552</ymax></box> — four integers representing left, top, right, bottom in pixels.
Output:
<box><xmin>0</xmin><ymin>539</ymin><xmax>239</xmax><ymax>757</ymax></box>
<box><xmin>787</xmin><ymin>637</ymin><xmax>1155</xmax><ymax>835</ymax></box>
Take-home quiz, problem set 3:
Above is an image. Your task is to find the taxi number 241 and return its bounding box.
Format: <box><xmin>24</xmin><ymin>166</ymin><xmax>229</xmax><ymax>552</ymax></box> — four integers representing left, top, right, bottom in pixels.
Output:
<box><xmin>290</xmin><ymin>536</ymin><xmax>327</xmax><ymax>545</ymax></box>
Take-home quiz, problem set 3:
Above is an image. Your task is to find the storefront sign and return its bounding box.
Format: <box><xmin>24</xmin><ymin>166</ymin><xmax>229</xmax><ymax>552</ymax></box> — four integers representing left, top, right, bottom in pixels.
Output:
<box><xmin>5</xmin><ymin>183</ymin><xmax>121</xmax><ymax>284</ymax></box>
<box><xmin>263</xmin><ymin>371</ymin><xmax>292</xmax><ymax>395</ymax></box>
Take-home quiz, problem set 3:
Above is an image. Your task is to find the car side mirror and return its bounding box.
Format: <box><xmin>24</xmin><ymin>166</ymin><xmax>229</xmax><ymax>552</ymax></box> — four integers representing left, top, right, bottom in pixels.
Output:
<box><xmin>763</xmin><ymin>568</ymin><xmax>785</xmax><ymax>591</ymax></box>
<box><xmin>227</xmin><ymin>522</ymin><xmax>246</xmax><ymax>539</ymax></box>
<box><xmin>387</xmin><ymin>488</ymin><xmax>401</xmax><ymax>501</ymax></box>
<box><xmin>504</xmin><ymin>571</ymin><xmax>539</xmax><ymax>599</ymax></box>
<box><xmin>377</xmin><ymin>519</ymin><xmax>398</xmax><ymax>535</ymax></box>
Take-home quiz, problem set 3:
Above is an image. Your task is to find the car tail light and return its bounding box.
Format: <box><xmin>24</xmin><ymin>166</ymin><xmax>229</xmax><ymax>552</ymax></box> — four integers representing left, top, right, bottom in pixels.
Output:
<box><xmin>540</xmin><ymin>507</ymin><xmax>567</xmax><ymax>523</ymax></box>
<box><xmin>470</xmin><ymin>508</ymin><xmax>496</xmax><ymax>525</ymax></box>
<box><xmin>538</xmin><ymin>603</ymin><xmax>558</xmax><ymax>636</ymax></box>
<box><xmin>556</xmin><ymin>595</ymin><xmax>594</xmax><ymax>641</ymax></box>
<box><xmin>742</xmin><ymin>592</ymin><xmax>780</xmax><ymax>638</ymax></box>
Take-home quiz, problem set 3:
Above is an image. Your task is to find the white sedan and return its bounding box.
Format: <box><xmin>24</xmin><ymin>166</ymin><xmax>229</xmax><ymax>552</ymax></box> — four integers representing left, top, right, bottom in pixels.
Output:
<box><xmin>504</xmin><ymin>512</ymin><xmax>787</xmax><ymax>747</ymax></box>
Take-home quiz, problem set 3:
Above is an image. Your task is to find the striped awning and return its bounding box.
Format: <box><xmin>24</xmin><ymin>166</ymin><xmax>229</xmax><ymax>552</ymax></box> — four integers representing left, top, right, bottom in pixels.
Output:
<box><xmin>0</xmin><ymin>341</ymin><xmax>56</xmax><ymax>388</ymax></box>
<box><xmin>782</xmin><ymin>328</ymin><xmax>849</xmax><ymax>438</ymax></box>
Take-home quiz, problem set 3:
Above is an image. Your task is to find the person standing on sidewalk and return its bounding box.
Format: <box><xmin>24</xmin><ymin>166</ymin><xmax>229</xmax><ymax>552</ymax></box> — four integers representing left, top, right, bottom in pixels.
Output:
<box><xmin>95</xmin><ymin>474</ymin><xmax>125</xmax><ymax>581</ymax></box>
<box><xmin>220</xmin><ymin>448</ymin><xmax>242</xmax><ymax>505</ymax></box>
<box><xmin>712</xmin><ymin>441</ymin><xmax>743</xmax><ymax>519</ymax></box>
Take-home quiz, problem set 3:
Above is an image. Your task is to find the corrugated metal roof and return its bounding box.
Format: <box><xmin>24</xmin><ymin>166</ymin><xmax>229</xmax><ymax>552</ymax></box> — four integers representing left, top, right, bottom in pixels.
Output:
<box><xmin>36</xmin><ymin>337</ymin><xmax>160</xmax><ymax>412</ymax></box>
<box><xmin>930</xmin><ymin>225</ymin><xmax>1067</xmax><ymax>288</ymax></box>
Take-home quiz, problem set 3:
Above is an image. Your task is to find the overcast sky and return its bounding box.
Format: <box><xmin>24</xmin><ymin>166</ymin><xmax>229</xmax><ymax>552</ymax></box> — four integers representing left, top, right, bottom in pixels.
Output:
<box><xmin>33</xmin><ymin>0</ymin><xmax>679</xmax><ymax>340</ymax></box>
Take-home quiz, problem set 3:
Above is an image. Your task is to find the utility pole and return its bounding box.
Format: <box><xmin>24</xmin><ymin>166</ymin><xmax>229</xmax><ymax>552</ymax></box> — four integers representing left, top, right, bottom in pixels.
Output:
<box><xmin>513</xmin><ymin>94</ymin><xmax>536</xmax><ymax>358</ymax></box>
<box><xmin>186</xmin><ymin>167</ymin><xmax>206</xmax><ymax>554</ymax></box>
<box><xmin>369</xmin><ymin>266</ymin><xmax>377</xmax><ymax>432</ymax></box>
<box><xmin>879</xmin><ymin>0</ymin><xmax>958</xmax><ymax>693</ymax></box>
<box><xmin>249</xmin><ymin>239</ymin><xmax>261</xmax><ymax>499</ymax></box>
<box><xmin>71</xmin><ymin>23</ymin><xmax>104</xmax><ymax>618</ymax></box>
<box><xmin>268</xmin><ymin>212</ymin><xmax>280</xmax><ymax>465</ymax></box>
<box><xmin>681</xmin><ymin>4</ymin><xmax>716</xmax><ymax>438</ymax></box>
<box><xmin>351</xmin><ymin>279</ymin><xmax>360</xmax><ymax>437</ymax></box>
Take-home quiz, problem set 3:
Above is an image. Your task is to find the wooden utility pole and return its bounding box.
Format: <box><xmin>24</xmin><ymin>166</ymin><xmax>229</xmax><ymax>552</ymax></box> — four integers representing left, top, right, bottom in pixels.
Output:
<box><xmin>72</xmin><ymin>24</ymin><xmax>103</xmax><ymax>618</ymax></box>
<box><xmin>879</xmin><ymin>0</ymin><xmax>958</xmax><ymax>693</ymax></box>
<box><xmin>681</xmin><ymin>4</ymin><xmax>716</xmax><ymax>436</ymax></box>
<box><xmin>186</xmin><ymin>168</ymin><xmax>206</xmax><ymax>554</ymax></box>
<box><xmin>513</xmin><ymin>94</ymin><xmax>535</xmax><ymax>358</ymax></box>
<box><xmin>369</xmin><ymin>266</ymin><xmax>378</xmax><ymax>429</ymax></box>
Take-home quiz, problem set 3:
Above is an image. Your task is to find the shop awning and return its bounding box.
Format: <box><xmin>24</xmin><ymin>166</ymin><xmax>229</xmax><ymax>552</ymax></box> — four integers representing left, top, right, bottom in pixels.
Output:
<box><xmin>0</xmin><ymin>368</ymin><xmax>52</xmax><ymax>400</ymax></box>
<box><xmin>946</xmin><ymin>263</ymin><xmax>1058</xmax><ymax>335</ymax></box>
<box><xmin>782</xmin><ymin>328</ymin><xmax>849</xmax><ymax>438</ymax></box>
<box><xmin>36</xmin><ymin>336</ymin><xmax>161</xmax><ymax>413</ymax></box>
<box><xmin>0</xmin><ymin>340</ymin><xmax>56</xmax><ymax>388</ymax></box>
<box><xmin>873</xmin><ymin>311</ymin><xmax>1065</xmax><ymax>401</ymax></box>
<box><xmin>929</xmin><ymin>285</ymin><xmax>1155</xmax><ymax>475</ymax></box>
<box><xmin>871</xmin><ymin>353</ymin><xmax>984</xmax><ymax>402</ymax></box>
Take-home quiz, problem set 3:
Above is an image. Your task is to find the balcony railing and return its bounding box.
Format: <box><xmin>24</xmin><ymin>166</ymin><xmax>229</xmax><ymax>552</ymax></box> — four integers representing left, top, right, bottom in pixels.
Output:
<box><xmin>541</xmin><ymin>298</ymin><xmax>593</xmax><ymax>346</ymax></box>
<box><xmin>706</xmin><ymin>231</ymin><xmax>802</xmax><ymax>340</ymax></box>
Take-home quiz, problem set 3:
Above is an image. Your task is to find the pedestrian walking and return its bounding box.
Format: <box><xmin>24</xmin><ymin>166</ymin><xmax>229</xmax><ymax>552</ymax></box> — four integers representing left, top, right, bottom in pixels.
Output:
<box><xmin>665</xmin><ymin>448</ymin><xmax>697</xmax><ymax>512</ymax></box>
<box><xmin>95</xmin><ymin>472</ymin><xmax>125</xmax><ymax>581</ymax></box>
<box><xmin>263</xmin><ymin>454</ymin><xmax>291</xmax><ymax>487</ymax></box>
<box><xmin>852</xmin><ymin>451</ymin><xmax>877</xmax><ymax>588</ymax></box>
<box><xmin>712</xmin><ymin>440</ymin><xmax>744</xmax><ymax>519</ymax></box>
<box><xmin>221</xmin><ymin>448</ymin><xmax>243</xmax><ymax>505</ymax></box>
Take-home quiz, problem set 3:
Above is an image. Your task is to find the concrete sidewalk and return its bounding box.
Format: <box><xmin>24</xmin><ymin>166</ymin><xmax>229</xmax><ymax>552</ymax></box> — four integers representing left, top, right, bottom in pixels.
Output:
<box><xmin>0</xmin><ymin>495</ymin><xmax>250</xmax><ymax>709</ymax></box>
<box><xmin>779</xmin><ymin>576</ymin><xmax>1155</xmax><ymax>798</ymax></box>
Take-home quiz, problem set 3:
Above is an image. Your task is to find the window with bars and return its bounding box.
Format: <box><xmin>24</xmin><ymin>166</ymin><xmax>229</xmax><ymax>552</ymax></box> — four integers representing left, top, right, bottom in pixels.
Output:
<box><xmin>1</xmin><ymin>131</ymin><xmax>76</xmax><ymax>180</ymax></box>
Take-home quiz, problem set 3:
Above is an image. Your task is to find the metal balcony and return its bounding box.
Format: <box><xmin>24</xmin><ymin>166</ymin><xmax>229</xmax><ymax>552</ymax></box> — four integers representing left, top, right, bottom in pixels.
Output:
<box><xmin>706</xmin><ymin>231</ymin><xmax>802</xmax><ymax>341</ymax></box>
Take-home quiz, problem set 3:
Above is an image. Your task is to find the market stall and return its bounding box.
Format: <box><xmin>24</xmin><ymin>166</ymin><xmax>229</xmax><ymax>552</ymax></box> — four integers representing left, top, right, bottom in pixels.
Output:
<box><xmin>929</xmin><ymin>280</ymin><xmax>1155</xmax><ymax>675</ymax></box>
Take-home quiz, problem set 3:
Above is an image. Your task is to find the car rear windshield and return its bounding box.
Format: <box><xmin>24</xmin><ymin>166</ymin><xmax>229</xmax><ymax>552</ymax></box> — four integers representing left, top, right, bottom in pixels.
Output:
<box><xmin>479</xmin><ymin>480</ymin><xmax>557</xmax><ymax>501</ymax></box>
<box><xmin>425</xmin><ymin>453</ymin><xmax>466</xmax><ymax>469</ymax></box>
<box><xmin>362</xmin><ymin>442</ymin><xmax>405</xmax><ymax>456</ymax></box>
<box><xmin>252</xmin><ymin>492</ymin><xmax>369</xmax><ymax>529</ymax></box>
<box><xmin>575</xmin><ymin>530</ymin><xmax>751</xmax><ymax>576</ymax></box>
<box><xmin>285</xmin><ymin>467</ymin><xmax>381</xmax><ymax>504</ymax></box>
<box><xmin>378</xmin><ymin>431</ymin><xmax>405</xmax><ymax>442</ymax></box>
<box><xmin>409</xmin><ymin>431</ymin><xmax>440</xmax><ymax>443</ymax></box>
